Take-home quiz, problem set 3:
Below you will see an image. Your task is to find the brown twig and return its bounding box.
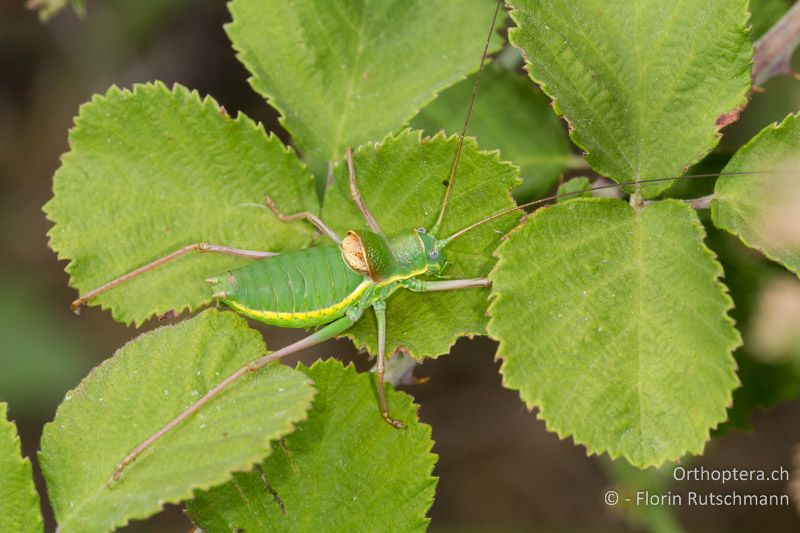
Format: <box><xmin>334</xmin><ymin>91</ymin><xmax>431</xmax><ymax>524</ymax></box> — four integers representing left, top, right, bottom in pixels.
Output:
<box><xmin>753</xmin><ymin>2</ymin><xmax>800</xmax><ymax>86</ymax></box>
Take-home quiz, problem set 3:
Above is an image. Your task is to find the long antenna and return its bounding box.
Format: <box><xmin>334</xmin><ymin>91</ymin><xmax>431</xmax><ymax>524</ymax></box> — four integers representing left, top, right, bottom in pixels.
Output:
<box><xmin>437</xmin><ymin>170</ymin><xmax>796</xmax><ymax>246</ymax></box>
<box><xmin>430</xmin><ymin>0</ymin><xmax>503</xmax><ymax>235</ymax></box>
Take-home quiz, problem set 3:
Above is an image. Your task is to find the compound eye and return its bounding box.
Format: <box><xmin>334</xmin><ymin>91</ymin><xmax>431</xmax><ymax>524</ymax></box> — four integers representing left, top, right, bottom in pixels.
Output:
<box><xmin>416</xmin><ymin>227</ymin><xmax>426</xmax><ymax>234</ymax></box>
<box><xmin>429</xmin><ymin>249</ymin><xmax>439</xmax><ymax>259</ymax></box>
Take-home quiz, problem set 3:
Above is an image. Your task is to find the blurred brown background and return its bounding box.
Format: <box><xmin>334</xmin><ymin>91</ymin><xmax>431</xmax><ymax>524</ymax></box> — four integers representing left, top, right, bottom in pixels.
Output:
<box><xmin>2</xmin><ymin>1</ymin><xmax>800</xmax><ymax>531</ymax></box>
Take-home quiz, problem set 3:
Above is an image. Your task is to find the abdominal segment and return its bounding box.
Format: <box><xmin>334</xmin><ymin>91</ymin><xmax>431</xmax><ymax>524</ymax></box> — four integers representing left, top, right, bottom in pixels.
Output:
<box><xmin>207</xmin><ymin>245</ymin><xmax>369</xmax><ymax>327</ymax></box>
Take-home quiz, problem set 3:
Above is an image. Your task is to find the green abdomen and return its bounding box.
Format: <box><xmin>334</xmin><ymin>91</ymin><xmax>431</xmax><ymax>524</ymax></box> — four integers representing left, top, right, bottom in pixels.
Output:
<box><xmin>216</xmin><ymin>246</ymin><xmax>369</xmax><ymax>327</ymax></box>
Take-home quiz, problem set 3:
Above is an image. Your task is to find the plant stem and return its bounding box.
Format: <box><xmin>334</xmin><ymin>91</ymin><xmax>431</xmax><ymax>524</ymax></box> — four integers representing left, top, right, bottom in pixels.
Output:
<box><xmin>642</xmin><ymin>194</ymin><xmax>714</xmax><ymax>209</ymax></box>
<box><xmin>685</xmin><ymin>194</ymin><xmax>714</xmax><ymax>210</ymax></box>
<box><xmin>753</xmin><ymin>2</ymin><xmax>800</xmax><ymax>86</ymax></box>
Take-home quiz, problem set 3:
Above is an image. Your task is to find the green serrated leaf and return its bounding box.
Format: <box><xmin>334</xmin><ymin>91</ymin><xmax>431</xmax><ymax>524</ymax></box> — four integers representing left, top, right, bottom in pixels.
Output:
<box><xmin>411</xmin><ymin>65</ymin><xmax>570</xmax><ymax>200</ymax></box>
<box><xmin>39</xmin><ymin>310</ymin><xmax>316</xmax><ymax>533</ymax></box>
<box><xmin>187</xmin><ymin>358</ymin><xmax>436</xmax><ymax>532</ymax></box>
<box><xmin>556</xmin><ymin>176</ymin><xmax>592</xmax><ymax>201</ymax></box>
<box><xmin>712</xmin><ymin>113</ymin><xmax>800</xmax><ymax>277</ymax></box>
<box><xmin>507</xmin><ymin>0</ymin><xmax>752</xmax><ymax>197</ymax></box>
<box><xmin>321</xmin><ymin>129</ymin><xmax>520</xmax><ymax>358</ymax></box>
<box><xmin>488</xmin><ymin>199</ymin><xmax>741</xmax><ymax>467</ymax></box>
<box><xmin>227</xmin><ymin>0</ymin><xmax>502</xmax><ymax>160</ymax></box>
<box><xmin>45</xmin><ymin>82</ymin><xmax>317</xmax><ymax>326</ymax></box>
<box><xmin>0</xmin><ymin>403</ymin><xmax>43</xmax><ymax>533</ymax></box>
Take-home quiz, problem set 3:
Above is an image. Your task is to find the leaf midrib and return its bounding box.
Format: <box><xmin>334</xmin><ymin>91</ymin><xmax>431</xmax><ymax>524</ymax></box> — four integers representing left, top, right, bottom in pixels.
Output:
<box><xmin>330</xmin><ymin>0</ymin><xmax>370</xmax><ymax>161</ymax></box>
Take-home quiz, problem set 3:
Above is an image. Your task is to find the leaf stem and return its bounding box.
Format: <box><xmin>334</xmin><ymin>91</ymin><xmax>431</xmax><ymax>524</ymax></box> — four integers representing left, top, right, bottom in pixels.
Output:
<box><xmin>753</xmin><ymin>2</ymin><xmax>800</xmax><ymax>86</ymax></box>
<box><xmin>685</xmin><ymin>194</ymin><xmax>714</xmax><ymax>210</ymax></box>
<box><xmin>642</xmin><ymin>194</ymin><xmax>714</xmax><ymax>209</ymax></box>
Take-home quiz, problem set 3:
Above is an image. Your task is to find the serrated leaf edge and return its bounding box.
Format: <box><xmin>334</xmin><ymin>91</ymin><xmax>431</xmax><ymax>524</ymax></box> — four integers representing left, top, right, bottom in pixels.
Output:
<box><xmin>332</xmin><ymin>127</ymin><xmax>521</xmax><ymax>359</ymax></box>
<box><xmin>43</xmin><ymin>81</ymin><xmax>314</xmax><ymax>327</ymax></box>
<box><xmin>39</xmin><ymin>310</ymin><xmax>317</xmax><ymax>532</ymax></box>
<box><xmin>297</xmin><ymin>358</ymin><xmax>438</xmax><ymax>530</ymax></box>
<box><xmin>487</xmin><ymin>197</ymin><xmax>742</xmax><ymax>467</ymax></box>
<box><xmin>225</xmin><ymin>1</ymin><xmax>506</xmax><ymax>161</ymax></box>
<box><xmin>505</xmin><ymin>0</ymin><xmax>753</xmax><ymax>198</ymax></box>
<box><xmin>0</xmin><ymin>403</ymin><xmax>43</xmax><ymax>533</ymax></box>
<box><xmin>711</xmin><ymin>112</ymin><xmax>800</xmax><ymax>277</ymax></box>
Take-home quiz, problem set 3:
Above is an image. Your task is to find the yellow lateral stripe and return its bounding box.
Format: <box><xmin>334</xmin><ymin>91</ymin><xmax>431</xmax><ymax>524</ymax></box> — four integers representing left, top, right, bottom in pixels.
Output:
<box><xmin>376</xmin><ymin>266</ymin><xmax>428</xmax><ymax>287</ymax></box>
<box><xmin>224</xmin><ymin>279</ymin><xmax>372</xmax><ymax>323</ymax></box>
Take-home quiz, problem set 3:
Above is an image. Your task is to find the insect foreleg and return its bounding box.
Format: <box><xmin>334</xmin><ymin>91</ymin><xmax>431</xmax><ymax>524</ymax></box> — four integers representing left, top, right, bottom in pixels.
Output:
<box><xmin>345</xmin><ymin>147</ymin><xmax>384</xmax><ymax>236</ymax></box>
<box><xmin>403</xmin><ymin>278</ymin><xmax>491</xmax><ymax>292</ymax></box>
<box><xmin>372</xmin><ymin>300</ymin><xmax>405</xmax><ymax>429</ymax></box>
<box><xmin>109</xmin><ymin>309</ymin><xmax>362</xmax><ymax>485</ymax></box>
<box><xmin>71</xmin><ymin>243</ymin><xmax>277</xmax><ymax>313</ymax></box>
<box><xmin>263</xmin><ymin>194</ymin><xmax>341</xmax><ymax>243</ymax></box>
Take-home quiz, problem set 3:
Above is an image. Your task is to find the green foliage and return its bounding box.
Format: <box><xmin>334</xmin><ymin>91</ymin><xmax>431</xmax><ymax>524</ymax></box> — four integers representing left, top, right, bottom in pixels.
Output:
<box><xmin>713</xmin><ymin>113</ymin><xmax>800</xmax><ymax>277</ymax></box>
<box><xmin>321</xmin><ymin>129</ymin><xmax>520</xmax><ymax>358</ymax></box>
<box><xmin>556</xmin><ymin>176</ymin><xmax>592</xmax><ymax>201</ymax></box>
<box><xmin>188</xmin><ymin>359</ymin><xmax>436</xmax><ymax>531</ymax></box>
<box><xmin>412</xmin><ymin>65</ymin><xmax>570</xmax><ymax>199</ymax></box>
<box><xmin>605</xmin><ymin>460</ymin><xmax>684</xmax><ymax>533</ymax></box>
<box><xmin>488</xmin><ymin>199</ymin><xmax>741</xmax><ymax>466</ymax></box>
<box><xmin>227</xmin><ymin>0</ymin><xmax>502</xmax><ymax>161</ymax></box>
<box><xmin>705</xmin><ymin>226</ymin><xmax>800</xmax><ymax>433</ymax></box>
<box><xmin>45</xmin><ymin>83</ymin><xmax>316</xmax><ymax>326</ymax></box>
<box><xmin>0</xmin><ymin>403</ymin><xmax>43</xmax><ymax>533</ymax></box>
<box><xmin>39</xmin><ymin>311</ymin><xmax>316</xmax><ymax>533</ymax></box>
<box><xmin>507</xmin><ymin>0</ymin><xmax>752</xmax><ymax>197</ymax></box>
<box><xmin>723</xmin><ymin>353</ymin><xmax>800</xmax><ymax>432</ymax></box>
<box><xmin>35</xmin><ymin>0</ymin><xmax>800</xmax><ymax>529</ymax></box>
<box><xmin>749</xmin><ymin>0</ymin><xmax>793</xmax><ymax>40</ymax></box>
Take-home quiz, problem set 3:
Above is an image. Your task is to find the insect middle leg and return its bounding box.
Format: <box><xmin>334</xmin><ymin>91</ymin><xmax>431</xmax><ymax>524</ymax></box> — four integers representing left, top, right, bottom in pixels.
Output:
<box><xmin>71</xmin><ymin>243</ymin><xmax>277</xmax><ymax>313</ymax></box>
<box><xmin>372</xmin><ymin>300</ymin><xmax>405</xmax><ymax>429</ymax></box>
